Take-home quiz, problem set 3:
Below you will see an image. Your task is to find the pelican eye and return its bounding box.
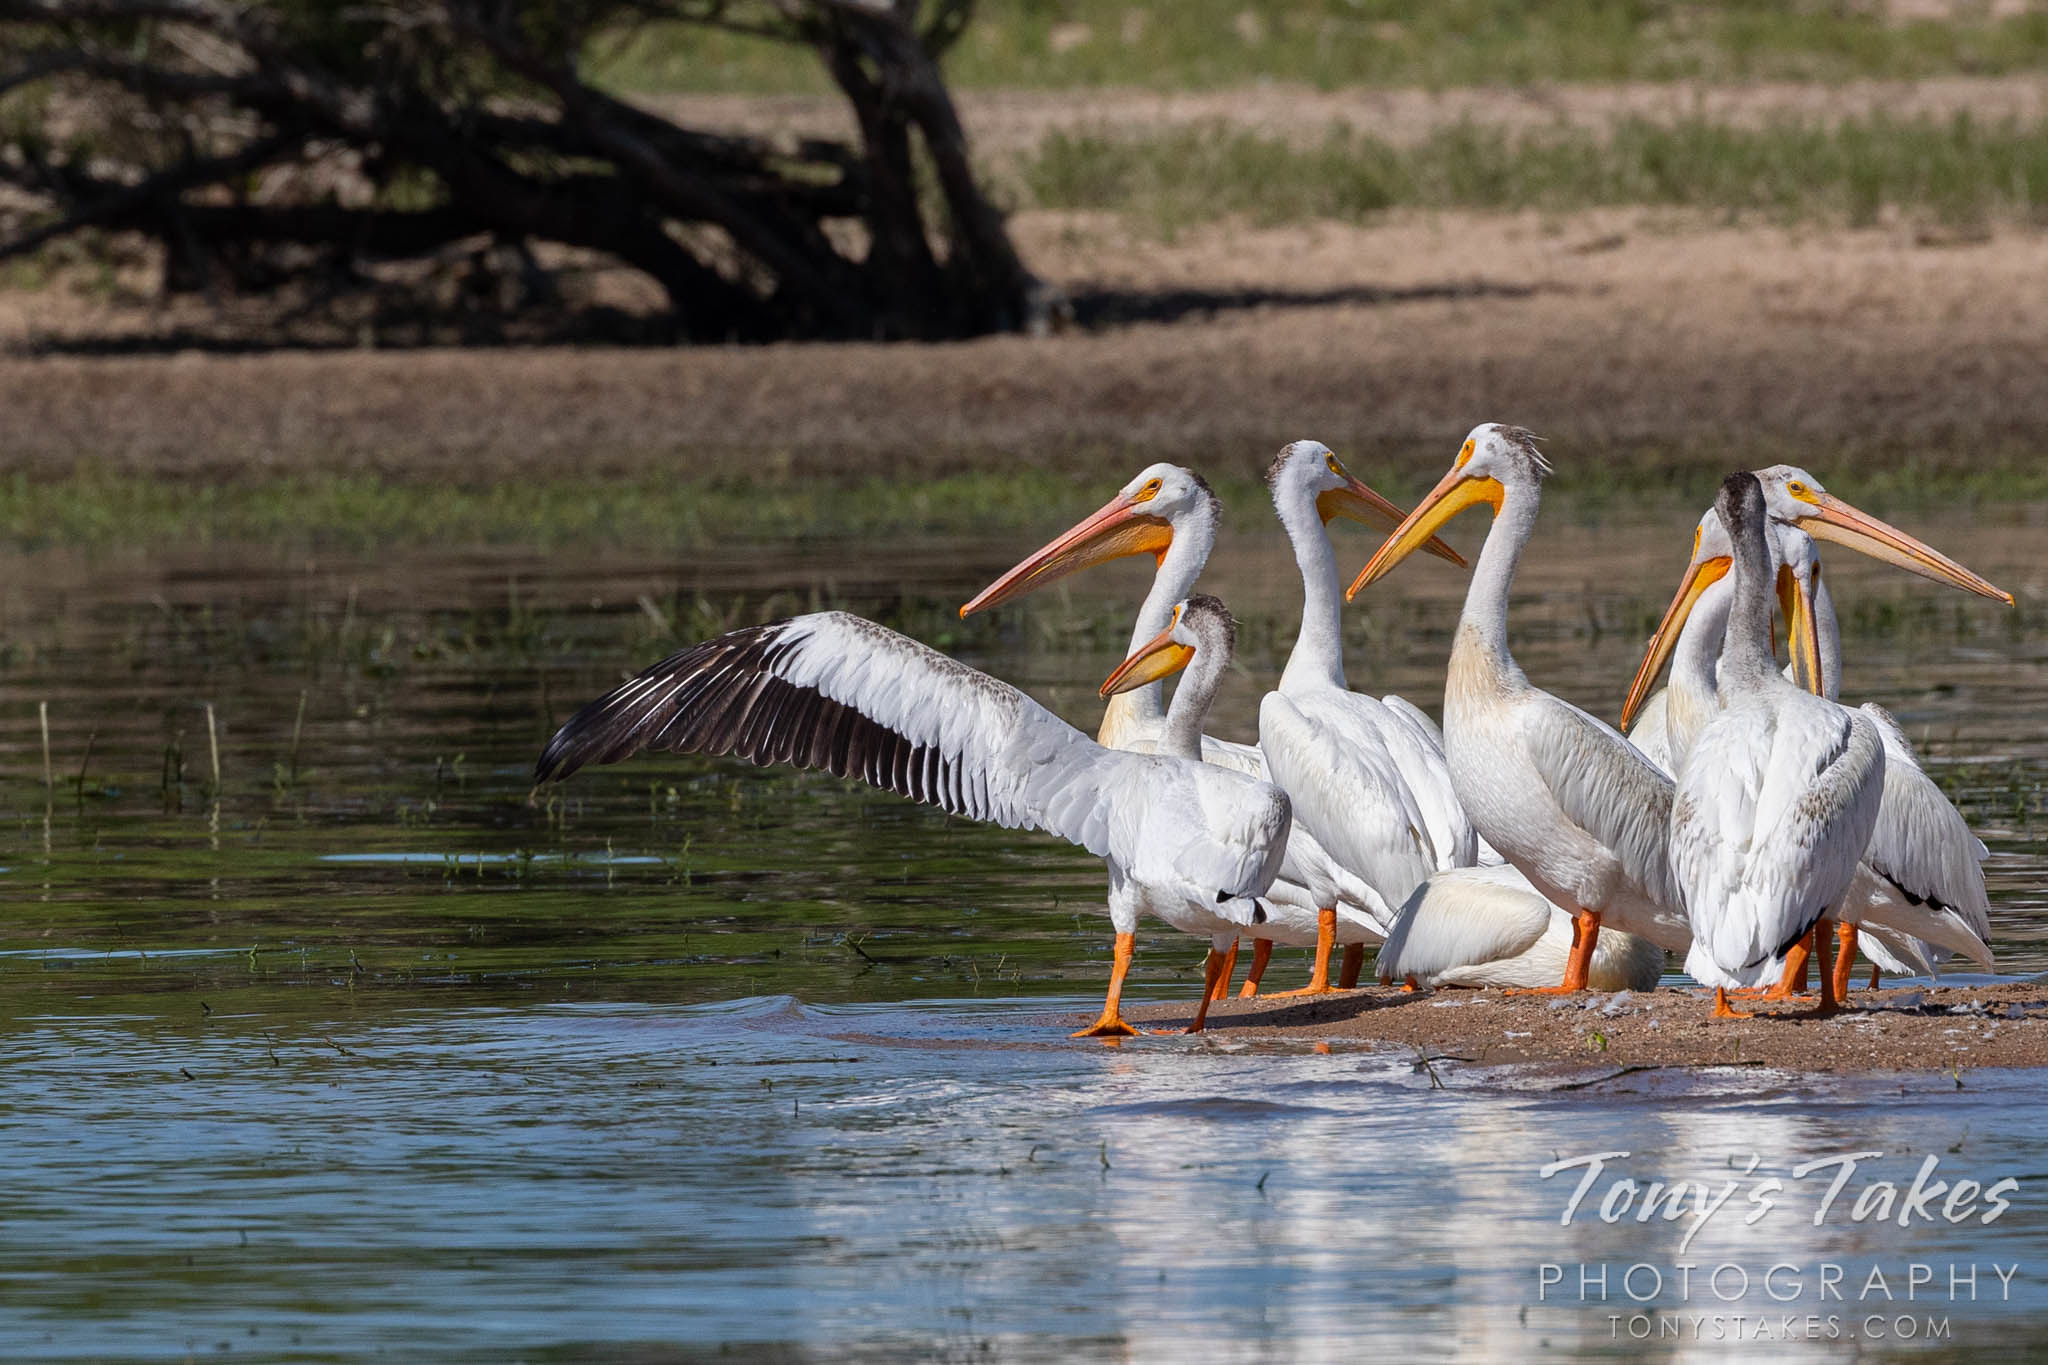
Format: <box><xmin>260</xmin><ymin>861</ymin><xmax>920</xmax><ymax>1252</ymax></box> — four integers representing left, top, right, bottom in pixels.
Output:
<box><xmin>1455</xmin><ymin>439</ymin><xmax>1475</xmax><ymax>468</ymax></box>
<box><xmin>1692</xmin><ymin>526</ymin><xmax>1702</xmax><ymax>556</ymax></box>
<box><xmin>1132</xmin><ymin>478</ymin><xmax>1163</xmax><ymax>503</ymax></box>
<box><xmin>1786</xmin><ymin>480</ymin><xmax>1816</xmax><ymax>502</ymax></box>
<box><xmin>1324</xmin><ymin>453</ymin><xmax>1342</xmax><ymax>476</ymax></box>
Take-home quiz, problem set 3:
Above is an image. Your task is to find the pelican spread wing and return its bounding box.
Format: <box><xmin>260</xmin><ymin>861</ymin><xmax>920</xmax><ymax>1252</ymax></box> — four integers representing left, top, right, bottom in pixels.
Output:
<box><xmin>1673</xmin><ymin>702</ymin><xmax>1885</xmax><ymax>973</ymax></box>
<box><xmin>536</xmin><ymin>611</ymin><xmax>1286</xmax><ymax>903</ymax></box>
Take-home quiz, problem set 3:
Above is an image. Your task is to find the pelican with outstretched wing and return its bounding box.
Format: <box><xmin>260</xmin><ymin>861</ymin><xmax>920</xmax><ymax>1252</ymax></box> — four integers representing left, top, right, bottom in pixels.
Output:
<box><xmin>1348</xmin><ymin>424</ymin><xmax>1695</xmax><ymax>994</ymax></box>
<box><xmin>535</xmin><ymin>596</ymin><xmax>1291</xmax><ymax>1039</ymax></box>
<box><xmin>1666</xmin><ymin>474</ymin><xmax>1887</xmax><ymax>1016</ymax></box>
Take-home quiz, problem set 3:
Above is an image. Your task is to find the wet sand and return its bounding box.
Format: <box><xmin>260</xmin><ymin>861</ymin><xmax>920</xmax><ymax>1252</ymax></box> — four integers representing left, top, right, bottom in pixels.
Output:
<box><xmin>1112</xmin><ymin>981</ymin><xmax>2048</xmax><ymax>1072</ymax></box>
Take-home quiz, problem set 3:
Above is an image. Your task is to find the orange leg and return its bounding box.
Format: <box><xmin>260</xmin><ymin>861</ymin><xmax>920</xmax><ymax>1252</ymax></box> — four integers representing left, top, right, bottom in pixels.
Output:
<box><xmin>1745</xmin><ymin>926</ymin><xmax>1816</xmax><ymax>1001</ymax></box>
<box><xmin>1268</xmin><ymin>908</ymin><xmax>1339</xmax><ymax>997</ymax></box>
<box><xmin>1237</xmin><ymin>938</ymin><xmax>1273</xmax><ymax>998</ymax></box>
<box><xmin>1072</xmin><ymin>932</ymin><xmax>1140</xmax><ymax>1038</ymax></box>
<box><xmin>1206</xmin><ymin>940</ymin><xmax>1241</xmax><ymax>1002</ymax></box>
<box><xmin>1187</xmin><ymin>943</ymin><xmax>1235</xmax><ymax>1034</ymax></box>
<box><xmin>1869</xmin><ymin>962</ymin><xmax>1881</xmax><ymax>991</ymax></box>
<box><xmin>1712</xmin><ymin>986</ymin><xmax>1754</xmax><ymax>1019</ymax></box>
<box><xmin>1506</xmin><ymin>909</ymin><xmax>1600</xmax><ymax>995</ymax></box>
<box><xmin>1830</xmin><ymin>922</ymin><xmax>1859</xmax><ymax>1004</ymax></box>
<box><xmin>1338</xmin><ymin>943</ymin><xmax>1367</xmax><ymax>990</ymax></box>
<box><xmin>1814</xmin><ymin>918</ymin><xmax>1842</xmax><ymax>1016</ymax></box>
<box><xmin>1399</xmin><ymin>974</ymin><xmax>1421</xmax><ymax>993</ymax></box>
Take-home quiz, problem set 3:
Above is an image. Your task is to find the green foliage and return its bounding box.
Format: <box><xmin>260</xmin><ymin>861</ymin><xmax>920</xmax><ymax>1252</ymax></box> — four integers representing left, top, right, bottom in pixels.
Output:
<box><xmin>1022</xmin><ymin>112</ymin><xmax>2048</xmax><ymax>231</ymax></box>
<box><xmin>0</xmin><ymin>468</ymin><xmax>1118</xmax><ymax>552</ymax></box>
<box><xmin>593</xmin><ymin>0</ymin><xmax>2048</xmax><ymax>94</ymax></box>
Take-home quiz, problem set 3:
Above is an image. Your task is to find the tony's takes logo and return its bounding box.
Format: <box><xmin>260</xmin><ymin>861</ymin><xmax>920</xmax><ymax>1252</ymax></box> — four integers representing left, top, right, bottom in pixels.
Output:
<box><xmin>1540</xmin><ymin>1150</ymin><xmax>2019</xmax><ymax>1254</ymax></box>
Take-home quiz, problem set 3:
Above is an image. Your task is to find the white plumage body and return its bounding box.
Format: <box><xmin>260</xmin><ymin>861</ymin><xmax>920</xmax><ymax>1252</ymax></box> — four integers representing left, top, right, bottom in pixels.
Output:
<box><xmin>1671</xmin><ymin>686</ymin><xmax>1886</xmax><ymax>986</ymax></box>
<box><xmin>1444</xmin><ymin>629</ymin><xmax>1695</xmax><ymax>953</ymax></box>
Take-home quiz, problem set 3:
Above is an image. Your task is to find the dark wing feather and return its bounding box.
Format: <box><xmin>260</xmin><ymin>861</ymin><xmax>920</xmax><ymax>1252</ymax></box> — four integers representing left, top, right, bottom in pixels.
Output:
<box><xmin>534</xmin><ymin>612</ymin><xmax>1125</xmax><ymax>853</ymax></box>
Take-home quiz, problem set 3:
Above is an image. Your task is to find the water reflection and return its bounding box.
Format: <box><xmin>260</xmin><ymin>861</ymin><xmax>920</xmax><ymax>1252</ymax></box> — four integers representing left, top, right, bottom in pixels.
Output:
<box><xmin>8</xmin><ymin>998</ymin><xmax>2043</xmax><ymax>1356</ymax></box>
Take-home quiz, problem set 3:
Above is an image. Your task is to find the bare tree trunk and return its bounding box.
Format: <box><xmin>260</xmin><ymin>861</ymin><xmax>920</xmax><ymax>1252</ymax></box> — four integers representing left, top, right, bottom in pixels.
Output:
<box><xmin>0</xmin><ymin>0</ymin><xmax>1045</xmax><ymax>344</ymax></box>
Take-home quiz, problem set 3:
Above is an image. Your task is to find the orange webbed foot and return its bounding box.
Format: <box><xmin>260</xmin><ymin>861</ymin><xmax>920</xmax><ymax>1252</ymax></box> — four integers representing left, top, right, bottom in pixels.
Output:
<box><xmin>1711</xmin><ymin>987</ymin><xmax>1754</xmax><ymax>1020</ymax></box>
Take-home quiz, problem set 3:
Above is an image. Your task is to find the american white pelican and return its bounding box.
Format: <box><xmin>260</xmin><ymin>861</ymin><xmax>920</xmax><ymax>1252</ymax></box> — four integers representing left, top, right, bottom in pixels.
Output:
<box><xmin>1625</xmin><ymin>490</ymin><xmax>2003</xmax><ymax>997</ymax></box>
<box><xmin>1348</xmin><ymin>424</ymin><xmax>1694</xmax><ymax>995</ymax></box>
<box><xmin>960</xmin><ymin>452</ymin><xmax>1471</xmax><ymax>997</ymax></box>
<box><xmin>1623</xmin><ymin>511</ymin><xmax>1931</xmax><ymax>995</ymax></box>
<box><xmin>534</xmin><ymin>597</ymin><xmax>1291</xmax><ymax>1039</ymax></box>
<box><xmin>1753</xmin><ymin>464</ymin><xmax>2009</xmax><ymax>997</ymax></box>
<box><xmin>1376</xmin><ymin>865</ymin><xmax>1665</xmax><ymax>992</ymax></box>
<box><xmin>1255</xmin><ymin>439</ymin><xmax>1475</xmax><ymax>994</ymax></box>
<box><xmin>1666</xmin><ymin>474</ymin><xmax>1887</xmax><ymax>1015</ymax></box>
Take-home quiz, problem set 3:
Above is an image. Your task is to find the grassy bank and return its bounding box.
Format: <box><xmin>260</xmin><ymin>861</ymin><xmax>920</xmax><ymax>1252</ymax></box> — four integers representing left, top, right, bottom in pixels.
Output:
<box><xmin>594</xmin><ymin>0</ymin><xmax>2048</xmax><ymax>95</ymax></box>
<box><xmin>1021</xmin><ymin>111</ymin><xmax>2048</xmax><ymax>230</ymax></box>
<box><xmin>7</xmin><ymin>462</ymin><xmax>2048</xmax><ymax>553</ymax></box>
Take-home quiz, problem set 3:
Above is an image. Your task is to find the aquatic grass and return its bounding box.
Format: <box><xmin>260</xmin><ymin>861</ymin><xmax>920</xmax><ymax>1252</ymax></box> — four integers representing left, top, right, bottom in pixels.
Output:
<box><xmin>7</xmin><ymin>456</ymin><xmax>2048</xmax><ymax>553</ymax></box>
<box><xmin>0</xmin><ymin>467</ymin><xmax>1121</xmax><ymax>553</ymax></box>
<box><xmin>590</xmin><ymin>1</ymin><xmax>2048</xmax><ymax>95</ymax></box>
<box><xmin>1022</xmin><ymin>112</ymin><xmax>2048</xmax><ymax>232</ymax></box>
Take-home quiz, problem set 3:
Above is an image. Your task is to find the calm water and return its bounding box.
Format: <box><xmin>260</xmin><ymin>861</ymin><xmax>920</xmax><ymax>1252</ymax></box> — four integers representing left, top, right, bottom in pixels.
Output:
<box><xmin>1</xmin><ymin>498</ymin><xmax>2045</xmax><ymax>1358</ymax></box>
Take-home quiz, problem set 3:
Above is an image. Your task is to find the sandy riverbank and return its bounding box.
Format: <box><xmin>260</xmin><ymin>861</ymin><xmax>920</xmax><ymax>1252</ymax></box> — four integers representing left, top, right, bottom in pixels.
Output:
<box><xmin>1107</xmin><ymin>981</ymin><xmax>2048</xmax><ymax>1072</ymax></box>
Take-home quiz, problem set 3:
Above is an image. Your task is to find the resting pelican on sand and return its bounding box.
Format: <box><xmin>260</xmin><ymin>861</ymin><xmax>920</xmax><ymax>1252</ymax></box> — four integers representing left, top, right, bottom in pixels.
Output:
<box><xmin>1667</xmin><ymin>474</ymin><xmax>1887</xmax><ymax>1016</ymax></box>
<box><xmin>534</xmin><ymin>595</ymin><xmax>1291</xmax><ymax>1039</ymax></box>
<box><xmin>1348</xmin><ymin>424</ymin><xmax>1694</xmax><ymax>993</ymax></box>
<box><xmin>1375</xmin><ymin>865</ymin><xmax>1666</xmax><ymax>992</ymax></box>
<box><xmin>961</xmin><ymin>449</ymin><xmax>1471</xmax><ymax>997</ymax></box>
<box><xmin>1624</xmin><ymin>483</ymin><xmax>2003</xmax><ymax>997</ymax></box>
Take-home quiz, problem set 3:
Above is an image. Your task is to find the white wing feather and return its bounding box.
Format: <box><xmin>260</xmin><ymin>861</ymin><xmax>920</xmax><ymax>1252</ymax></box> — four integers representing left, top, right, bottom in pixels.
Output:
<box><xmin>1849</xmin><ymin>704</ymin><xmax>1994</xmax><ymax>966</ymax></box>
<box><xmin>538</xmin><ymin>611</ymin><xmax>1289</xmax><ymax>905</ymax></box>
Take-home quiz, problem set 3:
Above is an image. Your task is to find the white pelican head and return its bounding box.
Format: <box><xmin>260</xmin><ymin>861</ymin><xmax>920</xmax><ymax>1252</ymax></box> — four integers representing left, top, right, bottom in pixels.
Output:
<box><xmin>959</xmin><ymin>463</ymin><xmax>1216</xmax><ymax>618</ymax></box>
<box><xmin>1346</xmin><ymin>423</ymin><xmax>1547</xmax><ymax>598</ymax></box>
<box><xmin>1621</xmin><ymin>466</ymin><xmax>1990</xmax><ymax>726</ymax></box>
<box><xmin>1099</xmin><ymin>594</ymin><xmax>1235</xmax><ymax>697</ymax></box>
<box><xmin>1265</xmin><ymin>439</ymin><xmax>1465</xmax><ymax>563</ymax></box>
<box><xmin>1625</xmin><ymin>502</ymin><xmax>1832</xmax><ymax>726</ymax></box>
<box><xmin>1713</xmin><ymin>471</ymin><xmax>1826</xmax><ymax>693</ymax></box>
<box><xmin>1752</xmin><ymin>464</ymin><xmax>2012</xmax><ymax>604</ymax></box>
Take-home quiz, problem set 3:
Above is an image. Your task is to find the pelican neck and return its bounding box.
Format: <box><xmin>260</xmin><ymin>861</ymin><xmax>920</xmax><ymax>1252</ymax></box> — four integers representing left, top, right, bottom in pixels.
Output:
<box><xmin>1275</xmin><ymin>480</ymin><xmax>1348</xmax><ymax>694</ymax></box>
<box><xmin>1098</xmin><ymin>507</ymin><xmax>1213</xmax><ymax>744</ymax></box>
<box><xmin>1457</xmin><ymin>472</ymin><xmax>1541</xmax><ymax>672</ymax></box>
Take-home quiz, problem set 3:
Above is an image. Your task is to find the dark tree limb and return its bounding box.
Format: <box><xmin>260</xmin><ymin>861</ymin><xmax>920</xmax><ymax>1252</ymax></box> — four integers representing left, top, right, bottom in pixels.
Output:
<box><xmin>0</xmin><ymin>0</ymin><xmax>1044</xmax><ymax>343</ymax></box>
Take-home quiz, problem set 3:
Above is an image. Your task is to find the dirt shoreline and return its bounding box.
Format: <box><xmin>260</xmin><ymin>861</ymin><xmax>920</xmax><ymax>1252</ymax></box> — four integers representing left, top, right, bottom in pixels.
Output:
<box><xmin>4</xmin><ymin>209</ymin><xmax>2046</xmax><ymax>488</ymax></box>
<box><xmin>1107</xmin><ymin>981</ymin><xmax>2048</xmax><ymax>1072</ymax></box>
